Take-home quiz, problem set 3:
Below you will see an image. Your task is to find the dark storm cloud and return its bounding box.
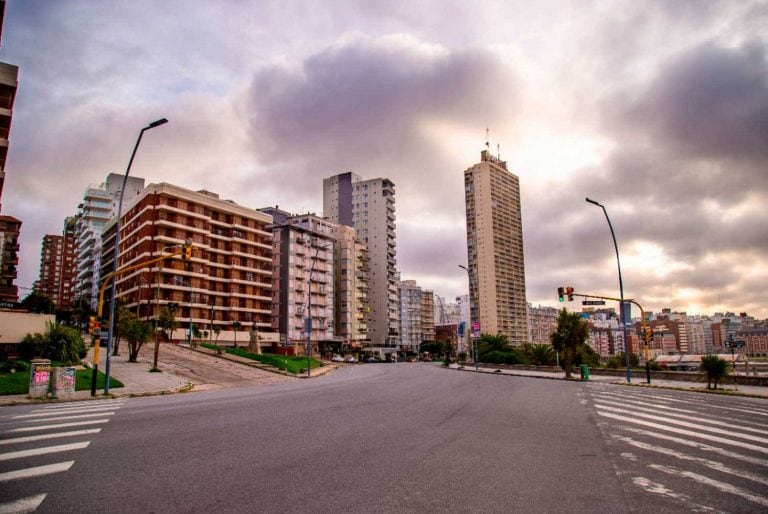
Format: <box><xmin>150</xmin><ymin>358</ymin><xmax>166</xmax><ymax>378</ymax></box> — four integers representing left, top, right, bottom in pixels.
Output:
<box><xmin>246</xmin><ymin>34</ymin><xmax>518</xmax><ymax>201</ymax></box>
<box><xmin>525</xmin><ymin>38</ymin><xmax>768</xmax><ymax>313</ymax></box>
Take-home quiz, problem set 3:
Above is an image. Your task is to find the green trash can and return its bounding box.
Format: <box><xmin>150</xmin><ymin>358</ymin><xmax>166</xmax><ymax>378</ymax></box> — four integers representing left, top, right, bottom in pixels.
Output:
<box><xmin>580</xmin><ymin>364</ymin><xmax>590</xmax><ymax>380</ymax></box>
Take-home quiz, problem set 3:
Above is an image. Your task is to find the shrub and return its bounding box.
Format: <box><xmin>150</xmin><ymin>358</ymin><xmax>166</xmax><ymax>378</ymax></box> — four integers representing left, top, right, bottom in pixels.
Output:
<box><xmin>483</xmin><ymin>350</ymin><xmax>526</xmax><ymax>365</ymax></box>
<box><xmin>19</xmin><ymin>322</ymin><xmax>87</xmax><ymax>364</ymax></box>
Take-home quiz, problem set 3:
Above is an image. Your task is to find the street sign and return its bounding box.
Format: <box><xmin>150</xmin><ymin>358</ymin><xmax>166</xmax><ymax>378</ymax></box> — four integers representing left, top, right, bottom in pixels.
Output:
<box><xmin>724</xmin><ymin>341</ymin><xmax>745</xmax><ymax>349</ymax></box>
<box><xmin>582</xmin><ymin>300</ymin><xmax>605</xmax><ymax>306</ymax></box>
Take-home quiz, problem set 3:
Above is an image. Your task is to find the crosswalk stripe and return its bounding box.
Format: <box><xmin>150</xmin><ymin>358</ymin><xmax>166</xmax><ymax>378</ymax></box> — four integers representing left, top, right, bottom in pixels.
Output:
<box><xmin>40</xmin><ymin>400</ymin><xmax>125</xmax><ymax>409</ymax></box>
<box><xmin>619</xmin><ymin>426</ymin><xmax>768</xmax><ymax>468</ymax></box>
<box><xmin>0</xmin><ymin>494</ymin><xmax>47</xmax><ymax>514</ymax></box>
<box><xmin>591</xmin><ymin>393</ymin><xmax>697</xmax><ymax>414</ymax></box>
<box><xmin>595</xmin><ymin>399</ymin><xmax>768</xmax><ymax>435</ymax></box>
<box><xmin>631</xmin><ymin>477</ymin><xmax>716</xmax><ymax>512</ymax></box>
<box><xmin>0</xmin><ymin>428</ymin><xmax>102</xmax><ymax>446</ymax></box>
<box><xmin>613</xmin><ymin>434</ymin><xmax>768</xmax><ymax>486</ymax></box>
<box><xmin>7</xmin><ymin>419</ymin><xmax>109</xmax><ymax>433</ymax></box>
<box><xmin>595</xmin><ymin>403</ymin><xmax>768</xmax><ymax>443</ymax></box>
<box><xmin>15</xmin><ymin>405</ymin><xmax>123</xmax><ymax>418</ymax></box>
<box><xmin>596</xmin><ymin>411</ymin><xmax>768</xmax><ymax>455</ymax></box>
<box><xmin>0</xmin><ymin>461</ymin><xmax>74</xmax><ymax>482</ymax></box>
<box><xmin>18</xmin><ymin>412</ymin><xmax>115</xmax><ymax>423</ymax></box>
<box><xmin>651</xmin><ymin>464</ymin><xmax>768</xmax><ymax>508</ymax></box>
<box><xmin>0</xmin><ymin>441</ymin><xmax>90</xmax><ymax>462</ymax></box>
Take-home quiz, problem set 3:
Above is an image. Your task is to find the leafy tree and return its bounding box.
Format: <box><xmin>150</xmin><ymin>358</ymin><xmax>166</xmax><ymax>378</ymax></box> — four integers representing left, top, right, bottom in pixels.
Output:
<box><xmin>213</xmin><ymin>326</ymin><xmax>221</xmax><ymax>346</ymax></box>
<box><xmin>21</xmin><ymin>291</ymin><xmax>55</xmax><ymax>314</ymax></box>
<box><xmin>607</xmin><ymin>352</ymin><xmax>639</xmax><ymax>369</ymax></box>
<box><xmin>700</xmin><ymin>354</ymin><xmax>729</xmax><ymax>390</ymax></box>
<box><xmin>158</xmin><ymin>303</ymin><xmax>179</xmax><ymax>341</ymax></box>
<box><xmin>231</xmin><ymin>321</ymin><xmax>242</xmax><ymax>348</ymax></box>
<box><xmin>420</xmin><ymin>340</ymin><xmax>444</xmax><ymax>356</ymax></box>
<box><xmin>19</xmin><ymin>321</ymin><xmax>87</xmax><ymax>364</ymax></box>
<box><xmin>550</xmin><ymin>309</ymin><xmax>589</xmax><ymax>379</ymax></box>
<box><xmin>123</xmin><ymin>318</ymin><xmax>151</xmax><ymax>363</ymax></box>
<box><xmin>72</xmin><ymin>294</ymin><xmax>93</xmax><ymax>331</ymax></box>
<box><xmin>111</xmin><ymin>303</ymin><xmax>132</xmax><ymax>356</ymax></box>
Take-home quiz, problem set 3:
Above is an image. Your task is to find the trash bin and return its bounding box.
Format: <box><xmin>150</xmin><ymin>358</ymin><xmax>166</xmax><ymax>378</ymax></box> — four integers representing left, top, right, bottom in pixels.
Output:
<box><xmin>580</xmin><ymin>364</ymin><xmax>590</xmax><ymax>381</ymax></box>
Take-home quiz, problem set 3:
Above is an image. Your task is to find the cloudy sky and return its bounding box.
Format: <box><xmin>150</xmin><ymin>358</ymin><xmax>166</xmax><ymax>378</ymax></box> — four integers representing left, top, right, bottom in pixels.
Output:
<box><xmin>2</xmin><ymin>0</ymin><xmax>767</xmax><ymax>318</ymax></box>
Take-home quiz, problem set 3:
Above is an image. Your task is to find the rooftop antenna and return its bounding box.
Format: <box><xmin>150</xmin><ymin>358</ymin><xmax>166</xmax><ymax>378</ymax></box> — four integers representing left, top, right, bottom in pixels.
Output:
<box><xmin>497</xmin><ymin>143</ymin><xmax>501</xmax><ymax>161</ymax></box>
<box><xmin>485</xmin><ymin>127</ymin><xmax>490</xmax><ymax>149</ymax></box>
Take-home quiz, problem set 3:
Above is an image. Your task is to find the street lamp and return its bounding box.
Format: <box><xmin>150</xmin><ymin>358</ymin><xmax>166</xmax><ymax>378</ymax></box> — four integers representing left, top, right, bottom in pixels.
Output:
<box><xmin>105</xmin><ymin>118</ymin><xmax>168</xmax><ymax>394</ymax></box>
<box><xmin>458</xmin><ymin>264</ymin><xmax>478</xmax><ymax>371</ymax></box>
<box><xmin>585</xmin><ymin>197</ymin><xmax>631</xmax><ymax>383</ymax></box>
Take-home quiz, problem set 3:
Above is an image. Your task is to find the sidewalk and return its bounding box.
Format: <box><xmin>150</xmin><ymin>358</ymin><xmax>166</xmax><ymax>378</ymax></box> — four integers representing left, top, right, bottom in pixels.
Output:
<box><xmin>0</xmin><ymin>343</ymin><xmax>341</xmax><ymax>407</ymax></box>
<box><xmin>451</xmin><ymin>363</ymin><xmax>768</xmax><ymax>398</ymax></box>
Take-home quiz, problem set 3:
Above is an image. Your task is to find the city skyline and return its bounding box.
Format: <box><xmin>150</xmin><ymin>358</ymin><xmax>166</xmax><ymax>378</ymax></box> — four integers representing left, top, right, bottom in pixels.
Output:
<box><xmin>2</xmin><ymin>1</ymin><xmax>766</xmax><ymax>318</ymax></box>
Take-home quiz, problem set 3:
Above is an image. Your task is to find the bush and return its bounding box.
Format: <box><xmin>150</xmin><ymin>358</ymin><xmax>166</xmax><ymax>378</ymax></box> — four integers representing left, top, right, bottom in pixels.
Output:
<box><xmin>19</xmin><ymin>322</ymin><xmax>87</xmax><ymax>364</ymax></box>
<box><xmin>483</xmin><ymin>350</ymin><xmax>527</xmax><ymax>365</ymax></box>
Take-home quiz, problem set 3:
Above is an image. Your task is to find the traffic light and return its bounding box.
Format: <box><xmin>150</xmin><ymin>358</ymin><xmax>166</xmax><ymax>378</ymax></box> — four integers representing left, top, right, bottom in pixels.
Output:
<box><xmin>557</xmin><ymin>287</ymin><xmax>565</xmax><ymax>302</ymax></box>
<box><xmin>88</xmin><ymin>316</ymin><xmax>96</xmax><ymax>334</ymax></box>
<box><xmin>566</xmin><ymin>286</ymin><xmax>574</xmax><ymax>301</ymax></box>
<box><xmin>182</xmin><ymin>239</ymin><xmax>193</xmax><ymax>261</ymax></box>
<box><xmin>644</xmin><ymin>326</ymin><xmax>653</xmax><ymax>345</ymax></box>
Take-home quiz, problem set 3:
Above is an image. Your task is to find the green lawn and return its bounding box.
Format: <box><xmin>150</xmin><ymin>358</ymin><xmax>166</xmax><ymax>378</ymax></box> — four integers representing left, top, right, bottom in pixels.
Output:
<box><xmin>201</xmin><ymin>344</ymin><xmax>323</xmax><ymax>374</ymax></box>
<box><xmin>0</xmin><ymin>362</ymin><xmax>123</xmax><ymax>395</ymax></box>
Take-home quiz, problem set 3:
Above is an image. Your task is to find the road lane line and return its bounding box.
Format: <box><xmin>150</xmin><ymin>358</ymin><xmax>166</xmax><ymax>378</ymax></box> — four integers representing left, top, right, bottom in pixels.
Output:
<box><xmin>594</xmin><ymin>403</ymin><xmax>768</xmax><ymax>442</ymax></box>
<box><xmin>619</xmin><ymin>426</ymin><xmax>768</xmax><ymax>468</ymax></box>
<box><xmin>651</xmin><ymin>464</ymin><xmax>768</xmax><ymax>508</ymax></box>
<box><xmin>0</xmin><ymin>494</ymin><xmax>47</xmax><ymax>514</ymax></box>
<box><xmin>7</xmin><ymin>419</ymin><xmax>109</xmax><ymax>433</ymax></box>
<box><xmin>18</xmin><ymin>412</ymin><xmax>115</xmax><ymax>423</ymax></box>
<box><xmin>0</xmin><ymin>461</ymin><xmax>74</xmax><ymax>482</ymax></box>
<box><xmin>0</xmin><ymin>441</ymin><xmax>90</xmax><ymax>462</ymax></box>
<box><xmin>0</xmin><ymin>428</ymin><xmax>101</xmax><ymax>446</ymax></box>
<box><xmin>631</xmin><ymin>477</ymin><xmax>716</xmax><ymax>512</ymax></box>
<box><xmin>613</xmin><ymin>434</ymin><xmax>768</xmax><ymax>486</ymax></box>
<box><xmin>596</xmin><ymin>411</ymin><xmax>768</xmax><ymax>454</ymax></box>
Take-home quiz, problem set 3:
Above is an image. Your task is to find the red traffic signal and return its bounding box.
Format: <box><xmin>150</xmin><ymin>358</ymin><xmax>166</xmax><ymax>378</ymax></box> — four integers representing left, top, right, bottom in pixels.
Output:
<box><xmin>566</xmin><ymin>287</ymin><xmax>574</xmax><ymax>301</ymax></box>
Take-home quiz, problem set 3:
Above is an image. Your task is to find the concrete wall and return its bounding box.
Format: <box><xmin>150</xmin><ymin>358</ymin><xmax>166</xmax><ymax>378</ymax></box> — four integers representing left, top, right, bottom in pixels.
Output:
<box><xmin>0</xmin><ymin>310</ymin><xmax>56</xmax><ymax>343</ymax></box>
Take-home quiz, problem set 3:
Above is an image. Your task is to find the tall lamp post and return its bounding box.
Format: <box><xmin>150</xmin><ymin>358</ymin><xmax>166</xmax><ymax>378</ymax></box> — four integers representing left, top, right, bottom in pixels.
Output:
<box><xmin>104</xmin><ymin>118</ymin><xmax>168</xmax><ymax>394</ymax></box>
<box><xmin>585</xmin><ymin>197</ymin><xmax>631</xmax><ymax>383</ymax></box>
<box><xmin>458</xmin><ymin>264</ymin><xmax>478</xmax><ymax>370</ymax></box>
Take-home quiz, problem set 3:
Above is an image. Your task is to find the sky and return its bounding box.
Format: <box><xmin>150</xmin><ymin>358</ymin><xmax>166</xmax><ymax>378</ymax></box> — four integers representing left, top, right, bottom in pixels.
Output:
<box><xmin>2</xmin><ymin>0</ymin><xmax>767</xmax><ymax>319</ymax></box>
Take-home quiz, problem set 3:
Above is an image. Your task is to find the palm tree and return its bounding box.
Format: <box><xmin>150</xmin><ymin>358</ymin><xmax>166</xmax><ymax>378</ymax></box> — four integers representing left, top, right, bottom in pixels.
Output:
<box><xmin>700</xmin><ymin>354</ymin><xmax>729</xmax><ymax>390</ymax></box>
<box><xmin>530</xmin><ymin>344</ymin><xmax>556</xmax><ymax>366</ymax></box>
<box><xmin>477</xmin><ymin>333</ymin><xmax>510</xmax><ymax>361</ymax></box>
<box><xmin>550</xmin><ymin>309</ymin><xmax>589</xmax><ymax>379</ymax></box>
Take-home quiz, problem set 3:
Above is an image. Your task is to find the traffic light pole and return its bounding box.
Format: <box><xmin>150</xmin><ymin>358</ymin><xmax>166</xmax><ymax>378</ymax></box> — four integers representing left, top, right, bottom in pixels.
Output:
<box><xmin>92</xmin><ymin>245</ymin><xmax>188</xmax><ymax>395</ymax></box>
<box><xmin>560</xmin><ymin>289</ymin><xmax>651</xmax><ymax>384</ymax></box>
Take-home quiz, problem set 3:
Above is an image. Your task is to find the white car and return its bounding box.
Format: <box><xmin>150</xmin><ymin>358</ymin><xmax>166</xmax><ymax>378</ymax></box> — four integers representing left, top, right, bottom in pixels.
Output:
<box><xmin>343</xmin><ymin>356</ymin><xmax>358</xmax><ymax>363</ymax></box>
<box><xmin>331</xmin><ymin>354</ymin><xmax>344</xmax><ymax>362</ymax></box>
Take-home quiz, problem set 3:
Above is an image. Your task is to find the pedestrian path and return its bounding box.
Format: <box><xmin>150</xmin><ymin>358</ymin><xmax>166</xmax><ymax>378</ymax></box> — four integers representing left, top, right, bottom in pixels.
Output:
<box><xmin>0</xmin><ymin>399</ymin><xmax>127</xmax><ymax>512</ymax></box>
<box><xmin>585</xmin><ymin>382</ymin><xmax>768</xmax><ymax>512</ymax></box>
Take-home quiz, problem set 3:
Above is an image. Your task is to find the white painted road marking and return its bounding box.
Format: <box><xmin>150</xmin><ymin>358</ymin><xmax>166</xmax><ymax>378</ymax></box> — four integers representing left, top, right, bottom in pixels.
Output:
<box><xmin>13</xmin><ymin>405</ymin><xmax>123</xmax><ymax>418</ymax></box>
<box><xmin>0</xmin><ymin>461</ymin><xmax>74</xmax><ymax>482</ymax></box>
<box><xmin>0</xmin><ymin>441</ymin><xmax>90</xmax><ymax>462</ymax></box>
<box><xmin>7</xmin><ymin>419</ymin><xmax>109</xmax><ymax>433</ymax></box>
<box><xmin>651</xmin><ymin>464</ymin><xmax>768</xmax><ymax>508</ymax></box>
<box><xmin>17</xmin><ymin>411</ymin><xmax>116</xmax><ymax>423</ymax></box>
<box><xmin>0</xmin><ymin>494</ymin><xmax>47</xmax><ymax>514</ymax></box>
<box><xmin>0</xmin><ymin>428</ymin><xmax>102</xmax><ymax>446</ymax></box>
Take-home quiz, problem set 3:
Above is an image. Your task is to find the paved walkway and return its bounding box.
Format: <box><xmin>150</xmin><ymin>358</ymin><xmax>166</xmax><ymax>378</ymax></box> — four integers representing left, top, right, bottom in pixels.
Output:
<box><xmin>451</xmin><ymin>363</ymin><xmax>768</xmax><ymax>398</ymax></box>
<box><xmin>0</xmin><ymin>343</ymin><xmax>308</xmax><ymax>406</ymax></box>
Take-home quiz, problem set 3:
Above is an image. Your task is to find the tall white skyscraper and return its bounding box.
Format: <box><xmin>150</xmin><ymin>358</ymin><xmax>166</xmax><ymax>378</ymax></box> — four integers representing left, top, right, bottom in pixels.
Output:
<box><xmin>464</xmin><ymin>149</ymin><xmax>528</xmax><ymax>345</ymax></box>
<box><xmin>324</xmin><ymin>172</ymin><xmax>398</xmax><ymax>348</ymax></box>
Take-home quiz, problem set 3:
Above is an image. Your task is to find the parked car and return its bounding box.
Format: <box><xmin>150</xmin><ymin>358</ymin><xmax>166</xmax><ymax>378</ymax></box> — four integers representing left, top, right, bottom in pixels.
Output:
<box><xmin>331</xmin><ymin>354</ymin><xmax>344</xmax><ymax>362</ymax></box>
<box><xmin>343</xmin><ymin>355</ymin><xmax>358</xmax><ymax>363</ymax></box>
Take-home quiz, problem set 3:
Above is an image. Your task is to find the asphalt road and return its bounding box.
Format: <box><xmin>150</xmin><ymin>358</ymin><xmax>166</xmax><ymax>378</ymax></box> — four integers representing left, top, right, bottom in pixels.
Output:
<box><xmin>2</xmin><ymin>364</ymin><xmax>767</xmax><ymax>512</ymax></box>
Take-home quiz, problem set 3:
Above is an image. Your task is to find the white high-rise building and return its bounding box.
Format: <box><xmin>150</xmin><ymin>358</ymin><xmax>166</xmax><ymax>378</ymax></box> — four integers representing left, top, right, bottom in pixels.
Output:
<box><xmin>323</xmin><ymin>172</ymin><xmax>398</xmax><ymax>349</ymax></box>
<box><xmin>73</xmin><ymin>173</ymin><xmax>144</xmax><ymax>309</ymax></box>
<box><xmin>464</xmin><ymin>149</ymin><xmax>528</xmax><ymax>345</ymax></box>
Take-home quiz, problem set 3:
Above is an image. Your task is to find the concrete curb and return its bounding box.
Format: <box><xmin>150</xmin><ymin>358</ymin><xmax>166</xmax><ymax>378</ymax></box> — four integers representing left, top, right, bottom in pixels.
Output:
<box><xmin>449</xmin><ymin>364</ymin><xmax>768</xmax><ymax>399</ymax></box>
